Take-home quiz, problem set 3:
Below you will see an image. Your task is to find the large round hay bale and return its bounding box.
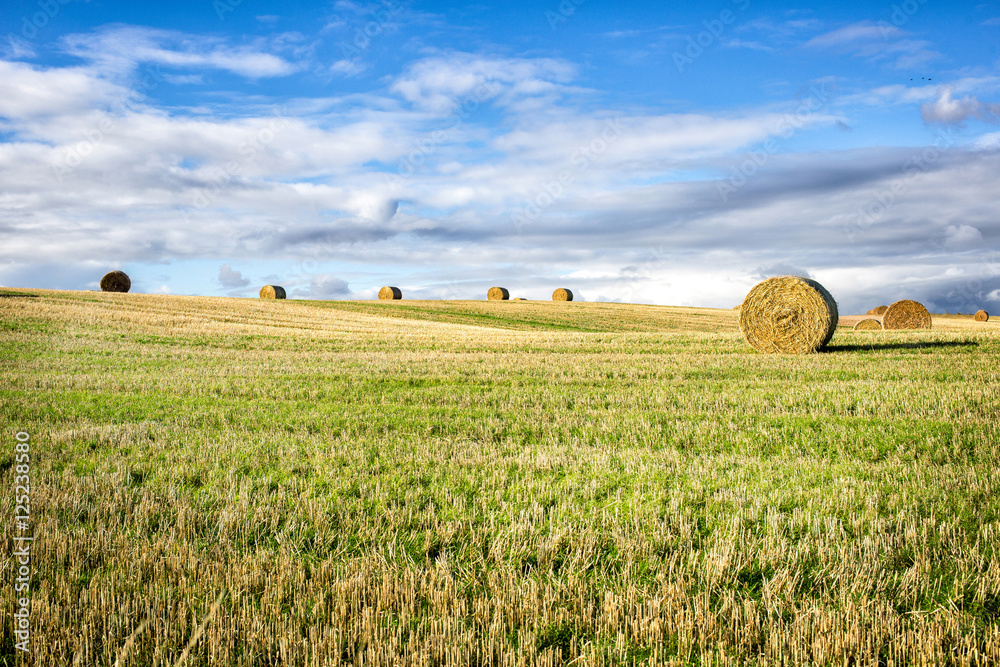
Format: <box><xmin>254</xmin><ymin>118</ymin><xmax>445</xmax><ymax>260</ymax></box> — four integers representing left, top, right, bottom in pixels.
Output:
<box><xmin>882</xmin><ymin>299</ymin><xmax>931</xmax><ymax>330</ymax></box>
<box><xmin>259</xmin><ymin>285</ymin><xmax>286</xmax><ymax>299</ymax></box>
<box><xmin>552</xmin><ymin>288</ymin><xmax>573</xmax><ymax>302</ymax></box>
<box><xmin>974</xmin><ymin>310</ymin><xmax>989</xmax><ymax>322</ymax></box>
<box><xmin>100</xmin><ymin>270</ymin><xmax>131</xmax><ymax>293</ymax></box>
<box><xmin>874</xmin><ymin>305</ymin><xmax>888</xmax><ymax>315</ymax></box>
<box><xmin>739</xmin><ymin>276</ymin><xmax>838</xmax><ymax>354</ymax></box>
<box><xmin>487</xmin><ymin>286</ymin><xmax>509</xmax><ymax>301</ymax></box>
<box><xmin>378</xmin><ymin>286</ymin><xmax>402</xmax><ymax>300</ymax></box>
<box><xmin>853</xmin><ymin>318</ymin><xmax>882</xmax><ymax>331</ymax></box>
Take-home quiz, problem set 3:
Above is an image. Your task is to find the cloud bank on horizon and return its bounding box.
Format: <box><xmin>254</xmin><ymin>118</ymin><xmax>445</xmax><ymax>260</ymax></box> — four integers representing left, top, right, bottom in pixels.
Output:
<box><xmin>1</xmin><ymin>0</ymin><xmax>999</xmax><ymax>314</ymax></box>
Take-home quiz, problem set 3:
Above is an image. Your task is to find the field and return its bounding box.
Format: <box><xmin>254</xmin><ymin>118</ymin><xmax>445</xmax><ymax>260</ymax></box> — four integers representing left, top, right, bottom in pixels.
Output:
<box><xmin>2</xmin><ymin>288</ymin><xmax>999</xmax><ymax>666</ymax></box>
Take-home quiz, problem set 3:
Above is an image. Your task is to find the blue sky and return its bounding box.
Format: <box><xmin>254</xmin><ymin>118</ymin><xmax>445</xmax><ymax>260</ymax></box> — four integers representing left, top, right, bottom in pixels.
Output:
<box><xmin>2</xmin><ymin>0</ymin><xmax>999</xmax><ymax>313</ymax></box>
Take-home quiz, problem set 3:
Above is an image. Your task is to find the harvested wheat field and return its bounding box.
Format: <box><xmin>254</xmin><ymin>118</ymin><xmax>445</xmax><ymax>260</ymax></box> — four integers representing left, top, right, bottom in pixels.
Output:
<box><xmin>2</xmin><ymin>288</ymin><xmax>999</xmax><ymax>666</ymax></box>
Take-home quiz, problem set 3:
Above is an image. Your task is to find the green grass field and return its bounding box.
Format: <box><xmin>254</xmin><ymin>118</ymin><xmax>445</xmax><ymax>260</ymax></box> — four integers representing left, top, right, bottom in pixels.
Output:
<box><xmin>2</xmin><ymin>288</ymin><xmax>999</xmax><ymax>666</ymax></box>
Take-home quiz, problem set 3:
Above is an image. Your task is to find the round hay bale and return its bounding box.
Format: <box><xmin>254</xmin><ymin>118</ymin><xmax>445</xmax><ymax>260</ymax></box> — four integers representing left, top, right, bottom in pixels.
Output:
<box><xmin>100</xmin><ymin>270</ymin><xmax>131</xmax><ymax>293</ymax></box>
<box><xmin>874</xmin><ymin>305</ymin><xmax>888</xmax><ymax>315</ymax></box>
<box><xmin>733</xmin><ymin>305</ymin><xmax>741</xmax><ymax>311</ymax></box>
<box><xmin>259</xmin><ymin>285</ymin><xmax>286</xmax><ymax>299</ymax></box>
<box><xmin>882</xmin><ymin>299</ymin><xmax>931</xmax><ymax>330</ymax></box>
<box><xmin>378</xmin><ymin>286</ymin><xmax>402</xmax><ymax>300</ymax></box>
<box><xmin>866</xmin><ymin>308</ymin><xmax>876</xmax><ymax>315</ymax></box>
<box><xmin>739</xmin><ymin>276</ymin><xmax>838</xmax><ymax>354</ymax></box>
<box><xmin>487</xmin><ymin>286</ymin><xmax>509</xmax><ymax>301</ymax></box>
<box><xmin>853</xmin><ymin>318</ymin><xmax>882</xmax><ymax>331</ymax></box>
<box><xmin>552</xmin><ymin>288</ymin><xmax>573</xmax><ymax>302</ymax></box>
<box><xmin>974</xmin><ymin>310</ymin><xmax>989</xmax><ymax>322</ymax></box>
<box><xmin>513</xmin><ymin>297</ymin><xmax>527</xmax><ymax>301</ymax></box>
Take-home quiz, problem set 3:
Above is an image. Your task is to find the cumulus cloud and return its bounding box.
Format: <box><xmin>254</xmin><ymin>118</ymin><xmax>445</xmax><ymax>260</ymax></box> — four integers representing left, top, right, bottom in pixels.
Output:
<box><xmin>941</xmin><ymin>224</ymin><xmax>983</xmax><ymax>249</ymax></box>
<box><xmin>218</xmin><ymin>264</ymin><xmax>250</xmax><ymax>288</ymax></box>
<box><xmin>292</xmin><ymin>275</ymin><xmax>353</xmax><ymax>299</ymax></box>
<box><xmin>390</xmin><ymin>53</ymin><xmax>577</xmax><ymax>113</ymax></box>
<box><xmin>921</xmin><ymin>86</ymin><xmax>1000</xmax><ymax>125</ymax></box>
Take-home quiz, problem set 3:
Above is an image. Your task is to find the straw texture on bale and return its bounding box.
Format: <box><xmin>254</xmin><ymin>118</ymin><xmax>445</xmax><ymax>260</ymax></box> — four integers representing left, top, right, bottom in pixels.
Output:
<box><xmin>487</xmin><ymin>286</ymin><xmax>510</xmax><ymax>301</ymax></box>
<box><xmin>378</xmin><ymin>286</ymin><xmax>402</xmax><ymax>300</ymax></box>
<box><xmin>882</xmin><ymin>299</ymin><xmax>931</xmax><ymax>330</ymax></box>
<box><xmin>100</xmin><ymin>271</ymin><xmax>131</xmax><ymax>293</ymax></box>
<box><xmin>259</xmin><ymin>285</ymin><xmax>286</xmax><ymax>299</ymax></box>
<box><xmin>853</xmin><ymin>318</ymin><xmax>883</xmax><ymax>331</ymax></box>
<box><xmin>974</xmin><ymin>310</ymin><xmax>989</xmax><ymax>322</ymax></box>
<box><xmin>552</xmin><ymin>288</ymin><xmax>573</xmax><ymax>302</ymax></box>
<box><xmin>738</xmin><ymin>276</ymin><xmax>838</xmax><ymax>354</ymax></box>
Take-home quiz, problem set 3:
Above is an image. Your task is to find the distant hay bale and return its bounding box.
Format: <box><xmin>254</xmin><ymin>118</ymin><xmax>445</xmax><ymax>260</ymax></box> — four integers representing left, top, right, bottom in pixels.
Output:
<box><xmin>552</xmin><ymin>288</ymin><xmax>573</xmax><ymax>302</ymax></box>
<box><xmin>882</xmin><ymin>299</ymin><xmax>931</xmax><ymax>330</ymax></box>
<box><xmin>100</xmin><ymin>270</ymin><xmax>131</xmax><ymax>293</ymax></box>
<box><xmin>378</xmin><ymin>286</ymin><xmax>402</xmax><ymax>300</ymax></box>
<box><xmin>513</xmin><ymin>297</ymin><xmax>527</xmax><ymax>301</ymax></box>
<box><xmin>974</xmin><ymin>310</ymin><xmax>989</xmax><ymax>322</ymax></box>
<box><xmin>739</xmin><ymin>276</ymin><xmax>838</xmax><ymax>354</ymax></box>
<box><xmin>874</xmin><ymin>305</ymin><xmax>888</xmax><ymax>315</ymax></box>
<box><xmin>259</xmin><ymin>285</ymin><xmax>286</xmax><ymax>299</ymax></box>
<box><xmin>853</xmin><ymin>318</ymin><xmax>883</xmax><ymax>331</ymax></box>
<box><xmin>733</xmin><ymin>305</ymin><xmax>741</xmax><ymax>310</ymax></box>
<box><xmin>866</xmin><ymin>308</ymin><xmax>876</xmax><ymax>315</ymax></box>
<box><xmin>487</xmin><ymin>286</ymin><xmax>510</xmax><ymax>301</ymax></box>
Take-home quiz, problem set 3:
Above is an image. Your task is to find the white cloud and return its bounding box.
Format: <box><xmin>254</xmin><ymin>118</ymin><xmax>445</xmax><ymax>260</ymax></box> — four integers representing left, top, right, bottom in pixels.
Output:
<box><xmin>0</xmin><ymin>60</ymin><xmax>125</xmax><ymax>119</ymax></box>
<box><xmin>3</xmin><ymin>46</ymin><xmax>1000</xmax><ymax>313</ymax></box>
<box><xmin>218</xmin><ymin>264</ymin><xmax>250</xmax><ymax>288</ymax></box>
<box><xmin>330</xmin><ymin>59</ymin><xmax>367</xmax><ymax>77</ymax></box>
<box><xmin>61</xmin><ymin>25</ymin><xmax>297</xmax><ymax>79</ymax></box>
<box><xmin>941</xmin><ymin>224</ymin><xmax>983</xmax><ymax>249</ymax></box>
<box><xmin>292</xmin><ymin>275</ymin><xmax>353</xmax><ymax>299</ymax></box>
<box><xmin>390</xmin><ymin>53</ymin><xmax>577</xmax><ymax>113</ymax></box>
<box><xmin>804</xmin><ymin>21</ymin><xmax>940</xmax><ymax>69</ymax></box>
<box><xmin>921</xmin><ymin>86</ymin><xmax>1000</xmax><ymax>125</ymax></box>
